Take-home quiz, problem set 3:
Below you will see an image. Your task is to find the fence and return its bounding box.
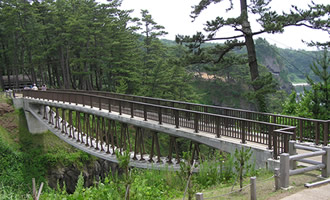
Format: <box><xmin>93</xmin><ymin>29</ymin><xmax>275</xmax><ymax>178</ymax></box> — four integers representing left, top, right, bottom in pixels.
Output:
<box><xmin>50</xmin><ymin>89</ymin><xmax>329</xmax><ymax>146</ymax></box>
<box><xmin>279</xmin><ymin>141</ymin><xmax>330</xmax><ymax>188</ymax></box>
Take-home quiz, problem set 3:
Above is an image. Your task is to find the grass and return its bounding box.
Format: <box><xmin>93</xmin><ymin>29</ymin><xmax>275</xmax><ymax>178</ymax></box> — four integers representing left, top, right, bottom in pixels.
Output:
<box><xmin>177</xmin><ymin>170</ymin><xmax>324</xmax><ymax>200</ymax></box>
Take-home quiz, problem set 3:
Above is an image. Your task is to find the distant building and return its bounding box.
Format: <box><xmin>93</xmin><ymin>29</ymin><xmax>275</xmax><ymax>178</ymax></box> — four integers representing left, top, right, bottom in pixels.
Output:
<box><xmin>1</xmin><ymin>75</ymin><xmax>40</xmax><ymax>90</ymax></box>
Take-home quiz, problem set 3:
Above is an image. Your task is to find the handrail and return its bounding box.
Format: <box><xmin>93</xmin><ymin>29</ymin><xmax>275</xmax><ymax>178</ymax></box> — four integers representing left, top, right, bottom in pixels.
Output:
<box><xmin>51</xmin><ymin>89</ymin><xmax>328</xmax><ymax>122</ymax></box>
<box><xmin>22</xmin><ymin>90</ymin><xmax>295</xmax><ymax>159</ymax></box>
<box><xmin>48</xmin><ymin>89</ymin><xmax>329</xmax><ymax>146</ymax></box>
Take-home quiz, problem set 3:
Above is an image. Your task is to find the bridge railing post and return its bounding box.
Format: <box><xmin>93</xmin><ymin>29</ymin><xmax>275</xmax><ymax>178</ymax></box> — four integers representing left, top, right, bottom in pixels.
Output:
<box><xmin>108</xmin><ymin>99</ymin><xmax>111</xmax><ymax>112</ymax></box>
<box><xmin>175</xmin><ymin>110</ymin><xmax>179</xmax><ymax>128</ymax></box>
<box><xmin>268</xmin><ymin>125</ymin><xmax>273</xmax><ymax>150</ymax></box>
<box><xmin>241</xmin><ymin>120</ymin><xmax>246</xmax><ymax>144</ymax></box>
<box><xmin>299</xmin><ymin>119</ymin><xmax>303</xmax><ymax>142</ymax></box>
<box><xmin>158</xmin><ymin>107</ymin><xmax>162</xmax><ymax>125</ymax></box>
<box><xmin>216</xmin><ymin>117</ymin><xmax>220</xmax><ymax>138</ymax></box>
<box><xmin>273</xmin><ymin>128</ymin><xmax>278</xmax><ymax>159</ymax></box>
<box><xmin>82</xmin><ymin>95</ymin><xmax>85</xmax><ymax>107</ymax></box>
<box><xmin>315</xmin><ymin>121</ymin><xmax>320</xmax><ymax>145</ymax></box>
<box><xmin>119</xmin><ymin>101</ymin><xmax>122</xmax><ymax>115</ymax></box>
<box><xmin>143</xmin><ymin>105</ymin><xmax>147</xmax><ymax>121</ymax></box>
<box><xmin>324</xmin><ymin>121</ymin><xmax>329</xmax><ymax>146</ymax></box>
<box><xmin>131</xmin><ymin>103</ymin><xmax>134</xmax><ymax>118</ymax></box>
<box><xmin>194</xmin><ymin>113</ymin><xmax>199</xmax><ymax>133</ymax></box>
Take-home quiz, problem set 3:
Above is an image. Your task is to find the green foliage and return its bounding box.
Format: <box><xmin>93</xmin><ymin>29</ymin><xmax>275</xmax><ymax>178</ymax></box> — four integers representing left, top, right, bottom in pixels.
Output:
<box><xmin>194</xmin><ymin>153</ymin><xmax>235</xmax><ymax>188</ymax></box>
<box><xmin>233</xmin><ymin>147</ymin><xmax>252</xmax><ymax>190</ymax></box>
<box><xmin>0</xmin><ymin>128</ymin><xmax>25</xmax><ymax>190</ymax></box>
<box><xmin>282</xmin><ymin>49</ymin><xmax>329</xmax><ymax>120</ymax></box>
<box><xmin>115</xmin><ymin>143</ymin><xmax>132</xmax><ymax>199</ymax></box>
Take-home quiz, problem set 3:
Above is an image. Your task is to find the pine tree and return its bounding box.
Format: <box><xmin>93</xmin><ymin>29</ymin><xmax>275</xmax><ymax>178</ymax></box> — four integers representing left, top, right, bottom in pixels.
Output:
<box><xmin>176</xmin><ymin>0</ymin><xmax>329</xmax><ymax>112</ymax></box>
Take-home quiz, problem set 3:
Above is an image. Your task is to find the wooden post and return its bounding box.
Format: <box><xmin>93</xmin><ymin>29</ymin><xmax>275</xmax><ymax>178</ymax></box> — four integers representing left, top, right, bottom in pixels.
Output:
<box><xmin>273</xmin><ymin>129</ymin><xmax>278</xmax><ymax>159</ymax></box>
<box><xmin>274</xmin><ymin>168</ymin><xmax>280</xmax><ymax>191</ymax></box>
<box><xmin>280</xmin><ymin>153</ymin><xmax>290</xmax><ymax>189</ymax></box>
<box><xmin>269</xmin><ymin>125</ymin><xmax>273</xmax><ymax>150</ymax></box>
<box><xmin>250</xmin><ymin>177</ymin><xmax>256</xmax><ymax>200</ymax></box>
<box><xmin>158</xmin><ymin>107</ymin><xmax>162</xmax><ymax>125</ymax></box>
<box><xmin>241</xmin><ymin>120</ymin><xmax>246</xmax><ymax>144</ymax></box>
<box><xmin>131</xmin><ymin>103</ymin><xmax>134</xmax><ymax>118</ymax></box>
<box><xmin>216</xmin><ymin>117</ymin><xmax>220</xmax><ymax>138</ymax></box>
<box><xmin>108</xmin><ymin>99</ymin><xmax>111</xmax><ymax>112</ymax></box>
<box><xmin>195</xmin><ymin>193</ymin><xmax>204</xmax><ymax>200</ymax></box>
<box><xmin>32</xmin><ymin>178</ymin><xmax>36</xmax><ymax>200</ymax></box>
<box><xmin>324</xmin><ymin>122</ymin><xmax>329</xmax><ymax>146</ymax></box>
<box><xmin>315</xmin><ymin>121</ymin><xmax>319</xmax><ymax>145</ymax></box>
<box><xmin>119</xmin><ymin>101</ymin><xmax>122</xmax><ymax>115</ymax></box>
<box><xmin>37</xmin><ymin>182</ymin><xmax>44</xmax><ymax>200</ymax></box>
<box><xmin>322</xmin><ymin>146</ymin><xmax>330</xmax><ymax>178</ymax></box>
<box><xmin>194</xmin><ymin>113</ymin><xmax>199</xmax><ymax>133</ymax></box>
<box><xmin>299</xmin><ymin>120</ymin><xmax>303</xmax><ymax>142</ymax></box>
<box><xmin>144</xmin><ymin>105</ymin><xmax>147</xmax><ymax>121</ymax></box>
<box><xmin>175</xmin><ymin>110</ymin><xmax>179</xmax><ymax>128</ymax></box>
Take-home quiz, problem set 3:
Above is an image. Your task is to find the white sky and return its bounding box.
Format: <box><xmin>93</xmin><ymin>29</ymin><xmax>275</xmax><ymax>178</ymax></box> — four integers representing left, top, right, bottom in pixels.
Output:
<box><xmin>118</xmin><ymin>0</ymin><xmax>329</xmax><ymax>50</ymax></box>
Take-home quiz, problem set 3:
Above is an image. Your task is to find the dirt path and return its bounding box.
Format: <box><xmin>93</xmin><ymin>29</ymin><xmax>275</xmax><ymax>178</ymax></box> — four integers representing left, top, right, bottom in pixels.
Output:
<box><xmin>280</xmin><ymin>183</ymin><xmax>330</xmax><ymax>200</ymax></box>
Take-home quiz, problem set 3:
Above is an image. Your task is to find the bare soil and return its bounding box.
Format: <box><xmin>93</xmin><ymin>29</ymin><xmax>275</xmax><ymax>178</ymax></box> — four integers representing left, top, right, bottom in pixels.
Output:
<box><xmin>0</xmin><ymin>102</ymin><xmax>18</xmax><ymax>135</ymax></box>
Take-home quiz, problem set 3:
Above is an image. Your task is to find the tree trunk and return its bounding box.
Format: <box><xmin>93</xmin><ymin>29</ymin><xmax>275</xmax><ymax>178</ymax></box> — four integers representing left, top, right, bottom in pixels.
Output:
<box><xmin>14</xmin><ymin>33</ymin><xmax>20</xmax><ymax>89</ymax></box>
<box><xmin>240</xmin><ymin>0</ymin><xmax>259</xmax><ymax>86</ymax></box>
<box><xmin>240</xmin><ymin>0</ymin><xmax>267</xmax><ymax>112</ymax></box>
<box><xmin>59</xmin><ymin>46</ymin><xmax>68</xmax><ymax>89</ymax></box>
<box><xmin>47</xmin><ymin>62</ymin><xmax>53</xmax><ymax>87</ymax></box>
<box><xmin>65</xmin><ymin>46</ymin><xmax>72</xmax><ymax>89</ymax></box>
<box><xmin>53</xmin><ymin>65</ymin><xmax>61</xmax><ymax>88</ymax></box>
<box><xmin>0</xmin><ymin>65</ymin><xmax>4</xmax><ymax>90</ymax></box>
<box><xmin>28</xmin><ymin>47</ymin><xmax>37</xmax><ymax>84</ymax></box>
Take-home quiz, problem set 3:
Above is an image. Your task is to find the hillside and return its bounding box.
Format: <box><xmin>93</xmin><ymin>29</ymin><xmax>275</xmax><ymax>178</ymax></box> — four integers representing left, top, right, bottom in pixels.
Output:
<box><xmin>160</xmin><ymin>38</ymin><xmax>320</xmax><ymax>112</ymax></box>
<box><xmin>254</xmin><ymin>38</ymin><xmax>321</xmax><ymax>84</ymax></box>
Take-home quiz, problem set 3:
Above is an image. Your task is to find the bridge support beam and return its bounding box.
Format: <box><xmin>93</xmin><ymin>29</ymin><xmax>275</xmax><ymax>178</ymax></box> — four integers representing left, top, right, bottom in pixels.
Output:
<box><xmin>22</xmin><ymin>102</ymin><xmax>48</xmax><ymax>134</ymax></box>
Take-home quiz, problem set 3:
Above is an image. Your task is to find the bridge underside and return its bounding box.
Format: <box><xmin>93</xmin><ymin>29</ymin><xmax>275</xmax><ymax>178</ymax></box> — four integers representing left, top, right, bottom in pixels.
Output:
<box><xmin>16</xmin><ymin>97</ymin><xmax>276</xmax><ymax>170</ymax></box>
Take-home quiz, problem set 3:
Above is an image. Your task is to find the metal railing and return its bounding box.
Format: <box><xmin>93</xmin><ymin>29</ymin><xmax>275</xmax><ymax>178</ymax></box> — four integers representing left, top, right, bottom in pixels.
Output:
<box><xmin>21</xmin><ymin>90</ymin><xmax>295</xmax><ymax>159</ymax></box>
<box><xmin>51</xmin><ymin>89</ymin><xmax>329</xmax><ymax>146</ymax></box>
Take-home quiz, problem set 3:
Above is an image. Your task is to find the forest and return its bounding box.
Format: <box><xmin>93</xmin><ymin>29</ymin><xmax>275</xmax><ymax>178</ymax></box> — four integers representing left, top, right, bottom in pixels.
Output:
<box><xmin>0</xmin><ymin>0</ymin><xmax>328</xmax><ymax>113</ymax></box>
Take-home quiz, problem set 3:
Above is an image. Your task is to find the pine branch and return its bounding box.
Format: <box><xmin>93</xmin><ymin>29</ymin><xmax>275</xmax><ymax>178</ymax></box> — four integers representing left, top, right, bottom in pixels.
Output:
<box><xmin>203</xmin><ymin>30</ymin><xmax>265</xmax><ymax>42</ymax></box>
